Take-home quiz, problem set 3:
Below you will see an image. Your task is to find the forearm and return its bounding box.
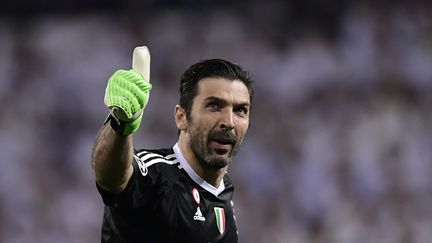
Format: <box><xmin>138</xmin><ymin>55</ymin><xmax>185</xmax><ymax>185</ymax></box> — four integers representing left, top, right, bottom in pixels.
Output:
<box><xmin>92</xmin><ymin>123</ymin><xmax>134</xmax><ymax>193</ymax></box>
<box><xmin>92</xmin><ymin>47</ymin><xmax>151</xmax><ymax>193</ymax></box>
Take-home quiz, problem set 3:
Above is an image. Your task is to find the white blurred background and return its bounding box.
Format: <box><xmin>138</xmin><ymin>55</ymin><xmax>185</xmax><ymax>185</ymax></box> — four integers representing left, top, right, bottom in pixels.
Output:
<box><xmin>1</xmin><ymin>0</ymin><xmax>432</xmax><ymax>242</ymax></box>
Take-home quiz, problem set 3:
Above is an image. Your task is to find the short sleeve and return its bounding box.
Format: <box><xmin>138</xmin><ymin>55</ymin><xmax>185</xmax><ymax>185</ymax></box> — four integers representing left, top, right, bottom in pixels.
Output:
<box><xmin>95</xmin><ymin>156</ymin><xmax>157</xmax><ymax>208</ymax></box>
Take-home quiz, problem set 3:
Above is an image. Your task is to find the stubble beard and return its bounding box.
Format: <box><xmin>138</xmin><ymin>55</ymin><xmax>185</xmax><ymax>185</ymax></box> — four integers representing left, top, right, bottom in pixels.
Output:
<box><xmin>188</xmin><ymin>123</ymin><xmax>243</xmax><ymax>170</ymax></box>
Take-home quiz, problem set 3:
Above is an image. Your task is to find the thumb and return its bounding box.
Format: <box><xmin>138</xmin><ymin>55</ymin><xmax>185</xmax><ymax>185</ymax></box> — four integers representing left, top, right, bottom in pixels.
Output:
<box><xmin>132</xmin><ymin>46</ymin><xmax>151</xmax><ymax>83</ymax></box>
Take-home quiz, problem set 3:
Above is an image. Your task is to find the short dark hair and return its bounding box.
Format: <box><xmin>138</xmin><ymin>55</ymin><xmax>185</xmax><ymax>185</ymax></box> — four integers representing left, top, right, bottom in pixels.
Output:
<box><xmin>179</xmin><ymin>59</ymin><xmax>254</xmax><ymax>116</ymax></box>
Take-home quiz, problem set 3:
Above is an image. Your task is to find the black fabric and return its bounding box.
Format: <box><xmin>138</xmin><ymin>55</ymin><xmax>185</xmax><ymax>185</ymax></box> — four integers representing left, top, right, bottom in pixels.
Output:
<box><xmin>103</xmin><ymin>114</ymin><xmax>126</xmax><ymax>136</ymax></box>
<box><xmin>96</xmin><ymin>148</ymin><xmax>238</xmax><ymax>243</ymax></box>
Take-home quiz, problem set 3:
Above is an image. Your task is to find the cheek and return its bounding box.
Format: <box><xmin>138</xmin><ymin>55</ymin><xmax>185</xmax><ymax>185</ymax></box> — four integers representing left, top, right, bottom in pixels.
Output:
<box><xmin>194</xmin><ymin>116</ymin><xmax>215</xmax><ymax>131</ymax></box>
<box><xmin>189</xmin><ymin>119</ymin><xmax>210</xmax><ymax>137</ymax></box>
<box><xmin>235</xmin><ymin>119</ymin><xmax>249</xmax><ymax>134</ymax></box>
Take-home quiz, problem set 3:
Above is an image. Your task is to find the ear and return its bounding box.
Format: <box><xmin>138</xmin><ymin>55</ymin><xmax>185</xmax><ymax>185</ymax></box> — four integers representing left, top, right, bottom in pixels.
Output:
<box><xmin>174</xmin><ymin>105</ymin><xmax>187</xmax><ymax>131</ymax></box>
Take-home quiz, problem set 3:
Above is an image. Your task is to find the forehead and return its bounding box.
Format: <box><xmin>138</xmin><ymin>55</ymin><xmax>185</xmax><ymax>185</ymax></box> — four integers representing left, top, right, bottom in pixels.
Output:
<box><xmin>195</xmin><ymin>77</ymin><xmax>250</xmax><ymax>104</ymax></box>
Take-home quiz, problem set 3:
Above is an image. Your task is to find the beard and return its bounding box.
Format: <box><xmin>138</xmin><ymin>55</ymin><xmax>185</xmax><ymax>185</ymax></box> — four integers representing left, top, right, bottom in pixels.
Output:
<box><xmin>188</xmin><ymin>123</ymin><xmax>243</xmax><ymax>169</ymax></box>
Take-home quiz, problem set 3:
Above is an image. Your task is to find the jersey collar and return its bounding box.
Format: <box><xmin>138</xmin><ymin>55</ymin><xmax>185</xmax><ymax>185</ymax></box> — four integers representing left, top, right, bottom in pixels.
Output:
<box><xmin>173</xmin><ymin>143</ymin><xmax>225</xmax><ymax>197</ymax></box>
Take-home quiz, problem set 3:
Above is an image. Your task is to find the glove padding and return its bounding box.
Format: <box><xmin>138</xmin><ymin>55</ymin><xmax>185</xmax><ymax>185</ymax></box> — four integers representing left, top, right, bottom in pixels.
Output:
<box><xmin>104</xmin><ymin>69</ymin><xmax>152</xmax><ymax>136</ymax></box>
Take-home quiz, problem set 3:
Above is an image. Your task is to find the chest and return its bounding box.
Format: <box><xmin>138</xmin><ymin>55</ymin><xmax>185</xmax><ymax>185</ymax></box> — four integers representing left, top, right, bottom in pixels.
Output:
<box><xmin>163</xmin><ymin>184</ymin><xmax>238</xmax><ymax>243</ymax></box>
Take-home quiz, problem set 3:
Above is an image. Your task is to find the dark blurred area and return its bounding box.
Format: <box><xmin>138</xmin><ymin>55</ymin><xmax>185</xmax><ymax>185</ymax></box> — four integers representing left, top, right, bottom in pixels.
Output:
<box><xmin>1</xmin><ymin>0</ymin><xmax>432</xmax><ymax>242</ymax></box>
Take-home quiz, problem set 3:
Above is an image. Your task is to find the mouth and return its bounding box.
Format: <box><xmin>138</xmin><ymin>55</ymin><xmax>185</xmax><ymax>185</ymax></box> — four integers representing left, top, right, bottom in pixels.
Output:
<box><xmin>210</xmin><ymin>138</ymin><xmax>235</xmax><ymax>154</ymax></box>
<box><xmin>211</xmin><ymin>141</ymin><xmax>231</xmax><ymax>154</ymax></box>
<box><xmin>208</xmin><ymin>130</ymin><xmax>237</xmax><ymax>154</ymax></box>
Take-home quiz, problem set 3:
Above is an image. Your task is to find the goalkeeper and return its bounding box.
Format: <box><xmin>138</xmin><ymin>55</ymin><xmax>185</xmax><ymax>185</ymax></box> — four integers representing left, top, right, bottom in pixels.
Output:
<box><xmin>91</xmin><ymin>48</ymin><xmax>254</xmax><ymax>243</ymax></box>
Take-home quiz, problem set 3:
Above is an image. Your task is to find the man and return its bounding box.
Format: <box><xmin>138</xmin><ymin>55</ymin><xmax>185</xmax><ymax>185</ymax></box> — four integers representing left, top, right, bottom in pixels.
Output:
<box><xmin>92</xmin><ymin>56</ymin><xmax>254</xmax><ymax>242</ymax></box>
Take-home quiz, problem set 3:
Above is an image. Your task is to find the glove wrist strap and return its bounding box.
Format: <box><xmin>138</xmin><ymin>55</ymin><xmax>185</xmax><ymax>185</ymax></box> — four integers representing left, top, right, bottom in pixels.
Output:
<box><xmin>104</xmin><ymin>112</ymin><xmax>143</xmax><ymax>136</ymax></box>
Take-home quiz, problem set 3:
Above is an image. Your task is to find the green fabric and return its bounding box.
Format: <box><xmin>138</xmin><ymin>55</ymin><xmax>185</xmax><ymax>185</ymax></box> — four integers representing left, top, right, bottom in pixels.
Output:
<box><xmin>104</xmin><ymin>69</ymin><xmax>152</xmax><ymax>135</ymax></box>
<box><xmin>121</xmin><ymin>112</ymin><xmax>143</xmax><ymax>136</ymax></box>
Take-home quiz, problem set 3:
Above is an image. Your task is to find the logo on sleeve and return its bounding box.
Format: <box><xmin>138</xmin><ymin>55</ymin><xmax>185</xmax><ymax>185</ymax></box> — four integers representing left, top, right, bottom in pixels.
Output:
<box><xmin>214</xmin><ymin>207</ymin><xmax>226</xmax><ymax>235</ymax></box>
<box><xmin>134</xmin><ymin>155</ymin><xmax>148</xmax><ymax>176</ymax></box>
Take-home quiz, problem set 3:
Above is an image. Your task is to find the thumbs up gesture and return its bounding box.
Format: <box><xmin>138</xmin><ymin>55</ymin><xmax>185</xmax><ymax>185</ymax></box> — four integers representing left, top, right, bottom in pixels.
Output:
<box><xmin>104</xmin><ymin>46</ymin><xmax>152</xmax><ymax>136</ymax></box>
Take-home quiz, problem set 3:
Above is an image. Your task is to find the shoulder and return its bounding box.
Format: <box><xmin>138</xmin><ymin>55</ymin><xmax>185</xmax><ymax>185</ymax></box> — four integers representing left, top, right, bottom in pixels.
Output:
<box><xmin>223</xmin><ymin>172</ymin><xmax>235</xmax><ymax>190</ymax></box>
<box><xmin>133</xmin><ymin>148</ymin><xmax>182</xmax><ymax>179</ymax></box>
<box><xmin>134</xmin><ymin>148</ymin><xmax>175</xmax><ymax>158</ymax></box>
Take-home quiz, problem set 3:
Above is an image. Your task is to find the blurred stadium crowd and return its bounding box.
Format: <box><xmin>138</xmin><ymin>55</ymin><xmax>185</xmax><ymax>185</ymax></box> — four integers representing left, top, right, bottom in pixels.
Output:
<box><xmin>1</xmin><ymin>1</ymin><xmax>432</xmax><ymax>242</ymax></box>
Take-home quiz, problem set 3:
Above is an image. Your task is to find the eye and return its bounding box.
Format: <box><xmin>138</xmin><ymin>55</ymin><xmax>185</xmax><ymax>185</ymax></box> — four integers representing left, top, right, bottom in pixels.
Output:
<box><xmin>207</xmin><ymin>102</ymin><xmax>220</xmax><ymax>111</ymax></box>
<box><xmin>234</xmin><ymin>107</ymin><xmax>248</xmax><ymax>116</ymax></box>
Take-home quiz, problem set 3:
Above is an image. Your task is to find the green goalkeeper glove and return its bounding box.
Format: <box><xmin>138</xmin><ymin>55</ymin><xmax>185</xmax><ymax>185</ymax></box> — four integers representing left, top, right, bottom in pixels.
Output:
<box><xmin>104</xmin><ymin>69</ymin><xmax>152</xmax><ymax>136</ymax></box>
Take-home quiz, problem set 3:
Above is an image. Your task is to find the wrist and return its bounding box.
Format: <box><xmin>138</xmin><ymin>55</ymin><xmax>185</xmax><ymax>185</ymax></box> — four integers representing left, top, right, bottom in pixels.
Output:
<box><xmin>104</xmin><ymin>112</ymin><xmax>143</xmax><ymax>136</ymax></box>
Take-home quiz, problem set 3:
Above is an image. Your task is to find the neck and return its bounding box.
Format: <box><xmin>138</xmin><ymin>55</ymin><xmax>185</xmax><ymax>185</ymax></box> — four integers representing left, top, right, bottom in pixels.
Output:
<box><xmin>177</xmin><ymin>136</ymin><xmax>226</xmax><ymax>188</ymax></box>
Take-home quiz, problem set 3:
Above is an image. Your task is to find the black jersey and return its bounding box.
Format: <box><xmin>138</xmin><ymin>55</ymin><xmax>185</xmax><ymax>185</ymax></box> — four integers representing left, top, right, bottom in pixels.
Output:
<box><xmin>96</xmin><ymin>143</ymin><xmax>238</xmax><ymax>243</ymax></box>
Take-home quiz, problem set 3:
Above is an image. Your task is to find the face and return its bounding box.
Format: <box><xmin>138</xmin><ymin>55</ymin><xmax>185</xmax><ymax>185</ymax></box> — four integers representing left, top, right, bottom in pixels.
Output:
<box><xmin>184</xmin><ymin>78</ymin><xmax>250</xmax><ymax>169</ymax></box>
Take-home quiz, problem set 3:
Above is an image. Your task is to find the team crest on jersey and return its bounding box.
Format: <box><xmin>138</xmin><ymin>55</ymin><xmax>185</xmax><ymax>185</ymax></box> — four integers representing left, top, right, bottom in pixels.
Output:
<box><xmin>192</xmin><ymin>188</ymin><xmax>200</xmax><ymax>204</ymax></box>
<box><xmin>214</xmin><ymin>207</ymin><xmax>226</xmax><ymax>235</ymax></box>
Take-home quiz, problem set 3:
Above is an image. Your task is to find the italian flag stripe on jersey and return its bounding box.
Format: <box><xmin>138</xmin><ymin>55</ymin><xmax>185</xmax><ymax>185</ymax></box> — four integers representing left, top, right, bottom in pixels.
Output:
<box><xmin>214</xmin><ymin>207</ymin><xmax>225</xmax><ymax>235</ymax></box>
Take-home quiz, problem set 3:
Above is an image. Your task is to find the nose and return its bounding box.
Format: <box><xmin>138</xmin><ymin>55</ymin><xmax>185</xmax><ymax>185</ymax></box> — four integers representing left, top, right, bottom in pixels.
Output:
<box><xmin>220</xmin><ymin>109</ymin><xmax>235</xmax><ymax>130</ymax></box>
